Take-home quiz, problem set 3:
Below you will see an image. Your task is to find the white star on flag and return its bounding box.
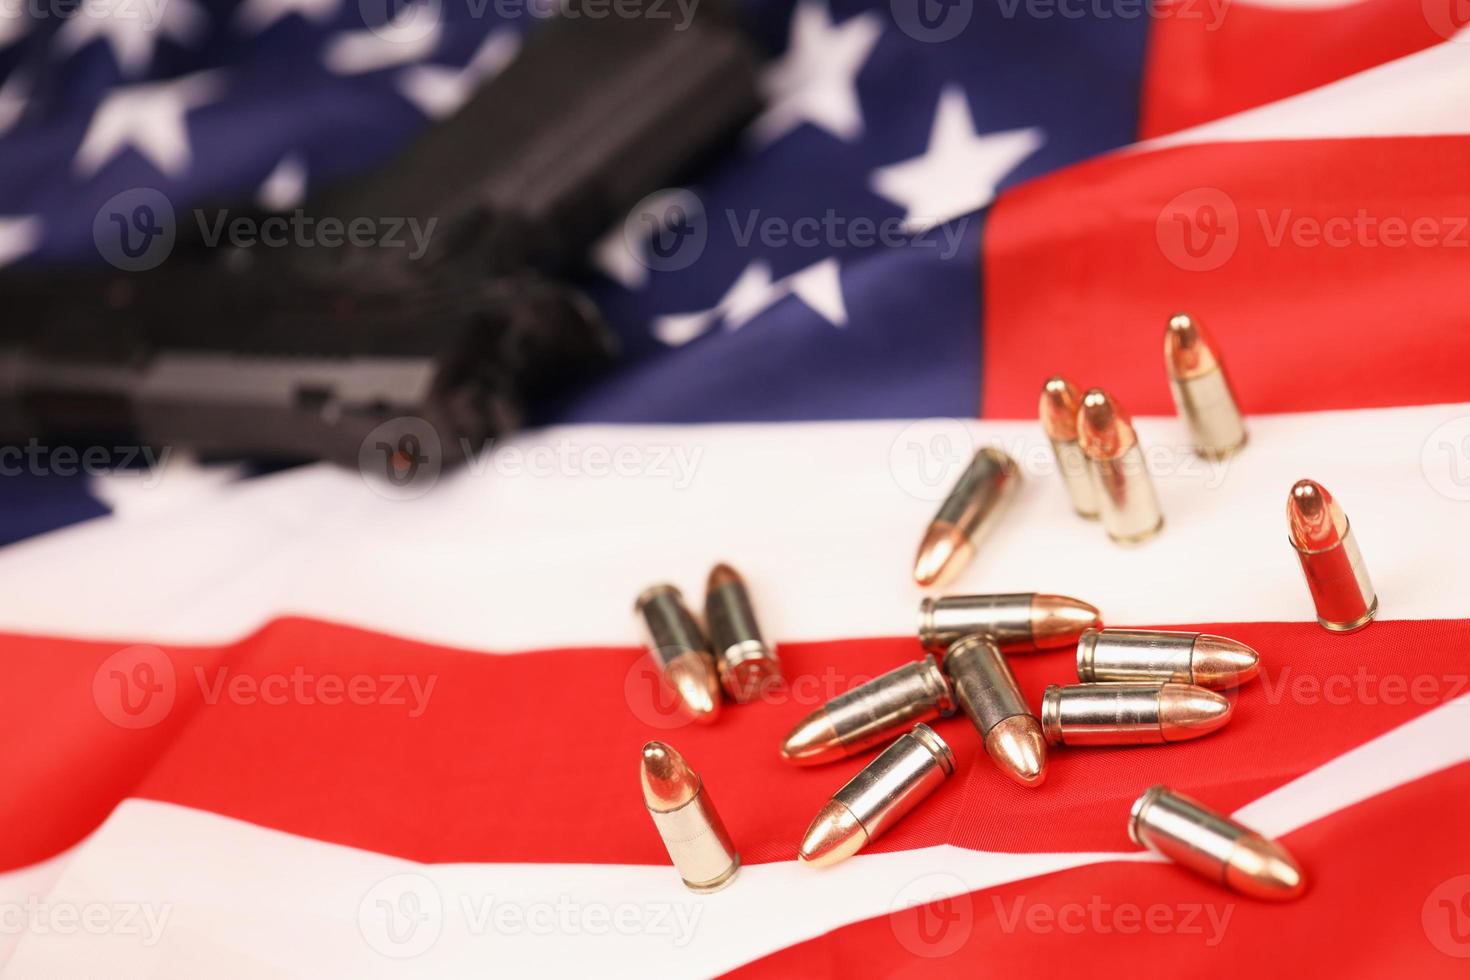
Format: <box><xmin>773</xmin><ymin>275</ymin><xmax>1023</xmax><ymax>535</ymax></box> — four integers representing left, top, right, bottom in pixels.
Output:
<box><xmin>0</xmin><ymin>8</ymin><xmax>29</xmax><ymax>49</ymax></box>
<box><xmin>54</xmin><ymin>0</ymin><xmax>207</xmax><ymax>77</ymax></box>
<box><xmin>324</xmin><ymin>0</ymin><xmax>443</xmax><ymax>76</ymax></box>
<box><xmin>234</xmin><ymin>0</ymin><xmax>341</xmax><ymax>35</ymax></box>
<box><xmin>751</xmin><ymin>0</ymin><xmax>882</xmax><ymax>146</ymax></box>
<box><xmin>0</xmin><ymin>71</ymin><xmax>28</xmax><ymax>137</ymax></box>
<box><xmin>256</xmin><ymin>154</ymin><xmax>308</xmax><ymax>210</ymax></box>
<box><xmin>396</xmin><ymin>30</ymin><xmax>520</xmax><ymax>120</ymax></box>
<box><xmin>653</xmin><ymin>257</ymin><xmax>847</xmax><ymax>346</ymax></box>
<box><xmin>0</xmin><ymin>216</ymin><xmax>40</xmax><ymax>268</ymax></box>
<box><xmin>74</xmin><ymin>71</ymin><xmax>223</xmax><ymax>178</ymax></box>
<box><xmin>870</xmin><ymin>86</ymin><xmax>1044</xmax><ymax>231</ymax></box>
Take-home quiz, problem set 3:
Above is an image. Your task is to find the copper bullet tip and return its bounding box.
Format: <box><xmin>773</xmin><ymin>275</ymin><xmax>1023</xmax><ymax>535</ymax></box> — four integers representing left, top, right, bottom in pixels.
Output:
<box><xmin>640</xmin><ymin>741</ymin><xmax>700</xmax><ymax>812</ymax></box>
<box><xmin>1287</xmin><ymin>479</ymin><xmax>1348</xmax><ymax>552</ymax></box>
<box><xmin>1158</xmin><ymin>683</ymin><xmax>1233</xmax><ymax>741</ymax></box>
<box><xmin>1191</xmin><ymin>634</ymin><xmax>1260</xmax><ymax>689</ymax></box>
<box><xmin>798</xmin><ymin>799</ymin><xmax>868</xmax><ymax>868</ymax></box>
<box><xmin>913</xmin><ymin>522</ymin><xmax>971</xmax><ymax>588</ymax></box>
<box><xmin>1029</xmin><ymin>594</ymin><xmax>1102</xmax><ymax>651</ymax></box>
<box><xmin>1077</xmin><ymin>388</ymin><xmax>1137</xmax><ymax>461</ymax></box>
<box><xmin>1164</xmin><ymin>313</ymin><xmax>1221</xmax><ymax>380</ymax></box>
<box><xmin>1039</xmin><ymin>376</ymin><xmax>1083</xmax><ymax>441</ymax></box>
<box><xmin>1225</xmin><ymin>834</ymin><xmax>1308</xmax><ymax>901</ymax></box>
<box><xmin>664</xmin><ymin>654</ymin><xmax>722</xmax><ymax>724</ymax></box>
<box><xmin>707</xmin><ymin>562</ymin><xmax>742</xmax><ymax>592</ymax></box>
<box><xmin>983</xmin><ymin>714</ymin><xmax>1048</xmax><ymax>787</ymax></box>
<box><xmin>780</xmin><ymin>710</ymin><xmax>842</xmax><ymax>766</ymax></box>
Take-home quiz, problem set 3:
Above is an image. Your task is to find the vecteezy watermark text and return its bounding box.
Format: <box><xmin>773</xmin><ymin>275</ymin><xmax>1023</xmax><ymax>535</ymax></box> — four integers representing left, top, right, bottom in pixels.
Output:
<box><xmin>358</xmin><ymin>417</ymin><xmax>707</xmax><ymax>501</ymax></box>
<box><xmin>0</xmin><ymin>440</ymin><xmax>170</xmax><ymax>485</ymax></box>
<box><xmin>995</xmin><ymin>0</ymin><xmax>1229</xmax><ymax>29</ymax></box>
<box><xmin>992</xmin><ymin>895</ymin><xmax>1235</xmax><ymax>946</ymax></box>
<box><xmin>1158</xmin><ymin>187</ymin><xmax>1470</xmax><ymax>272</ymax></box>
<box><xmin>726</xmin><ymin>209</ymin><xmax>970</xmax><ymax>261</ymax></box>
<box><xmin>92</xmin><ymin>645</ymin><xmax>440</xmax><ymax>729</ymax></box>
<box><xmin>0</xmin><ymin>898</ymin><xmax>172</xmax><ymax>947</ymax></box>
<box><xmin>0</xmin><ymin>0</ymin><xmax>169</xmax><ymax>30</ymax></box>
<box><xmin>1259</xmin><ymin>665</ymin><xmax>1470</xmax><ymax>707</ymax></box>
<box><xmin>195</xmin><ymin>210</ymin><xmax>438</xmax><ymax>261</ymax></box>
<box><xmin>357</xmin><ymin>874</ymin><xmax>703</xmax><ymax>958</ymax></box>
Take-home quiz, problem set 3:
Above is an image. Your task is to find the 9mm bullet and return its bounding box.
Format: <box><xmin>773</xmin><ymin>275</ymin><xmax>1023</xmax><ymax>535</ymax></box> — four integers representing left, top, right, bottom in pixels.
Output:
<box><xmin>1130</xmin><ymin>786</ymin><xmax>1306</xmax><ymax>901</ymax></box>
<box><xmin>1164</xmin><ymin>314</ymin><xmax>1247</xmax><ymax>458</ymax></box>
<box><xmin>641</xmin><ymin>741</ymin><xmax>741</xmax><ymax>892</ymax></box>
<box><xmin>635</xmin><ymin>584</ymin><xmax>722</xmax><ymax>724</ymax></box>
<box><xmin>1077</xmin><ymin>628</ymin><xmax>1259</xmax><ymax>690</ymax></box>
<box><xmin>913</xmin><ymin>447</ymin><xmax>1021</xmax><ymax>588</ymax></box>
<box><xmin>919</xmin><ymin>592</ymin><xmax>1101</xmax><ymax>654</ymax></box>
<box><xmin>1288</xmin><ymin>479</ymin><xmax>1378</xmax><ymax>632</ymax></box>
<box><xmin>1040</xmin><ymin>683</ymin><xmax>1232</xmax><ymax>747</ymax></box>
<box><xmin>798</xmin><ymin>724</ymin><xmax>955</xmax><ymax>868</ymax></box>
<box><xmin>1078</xmin><ymin>389</ymin><xmax>1163</xmax><ymax>545</ymax></box>
<box><xmin>1040</xmin><ymin>376</ymin><xmax>1099</xmax><ymax>518</ymax></box>
<box><xmin>705</xmin><ymin>563</ymin><xmax>782</xmax><ymax>702</ymax></box>
<box><xmin>781</xmin><ymin>655</ymin><xmax>954</xmax><ymax>766</ymax></box>
<box><xmin>944</xmin><ymin>634</ymin><xmax>1047</xmax><ymax>787</ymax></box>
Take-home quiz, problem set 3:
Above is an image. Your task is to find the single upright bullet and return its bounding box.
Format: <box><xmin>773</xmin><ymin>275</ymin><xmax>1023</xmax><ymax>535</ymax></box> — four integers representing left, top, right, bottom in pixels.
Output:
<box><xmin>913</xmin><ymin>447</ymin><xmax>1021</xmax><ymax>588</ymax></box>
<box><xmin>635</xmin><ymin>584</ymin><xmax>721</xmax><ymax>724</ymax></box>
<box><xmin>641</xmin><ymin>741</ymin><xmax>741</xmax><ymax>892</ymax></box>
<box><xmin>1165</xmin><ymin>314</ymin><xmax>1247</xmax><ymax>458</ymax></box>
<box><xmin>1041</xmin><ymin>682</ymin><xmax>1232</xmax><ymax>746</ymax></box>
<box><xmin>1077</xmin><ymin>628</ymin><xmax>1259</xmax><ymax>690</ymax></box>
<box><xmin>919</xmin><ymin>592</ymin><xmax>1101</xmax><ymax>654</ymax></box>
<box><xmin>1077</xmin><ymin>389</ymin><xmax>1163</xmax><ymax>545</ymax></box>
<box><xmin>1130</xmin><ymin>786</ymin><xmax>1306</xmax><ymax>901</ymax></box>
<box><xmin>943</xmin><ymin>635</ymin><xmax>1047</xmax><ymax>787</ymax></box>
<box><xmin>1288</xmin><ymin>479</ymin><xmax>1378</xmax><ymax>633</ymax></box>
<box><xmin>705</xmin><ymin>563</ymin><xmax>781</xmax><ymax>702</ymax></box>
<box><xmin>781</xmin><ymin>655</ymin><xmax>954</xmax><ymax>766</ymax></box>
<box><xmin>798</xmin><ymin>724</ymin><xmax>954</xmax><ymax>868</ymax></box>
<box><xmin>1040</xmin><ymin>376</ymin><xmax>1099</xmax><ymax>518</ymax></box>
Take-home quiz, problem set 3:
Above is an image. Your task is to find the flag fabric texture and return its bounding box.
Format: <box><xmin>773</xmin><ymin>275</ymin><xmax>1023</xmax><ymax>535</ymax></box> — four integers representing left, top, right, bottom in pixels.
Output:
<box><xmin>1</xmin><ymin>0</ymin><xmax>1469</xmax><ymax>975</ymax></box>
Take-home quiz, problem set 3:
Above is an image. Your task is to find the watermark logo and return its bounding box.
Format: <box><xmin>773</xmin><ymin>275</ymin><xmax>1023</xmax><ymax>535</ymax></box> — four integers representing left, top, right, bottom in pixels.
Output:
<box><xmin>623</xmin><ymin>655</ymin><xmax>698</xmax><ymax>731</ymax></box>
<box><xmin>1423</xmin><ymin>874</ymin><xmax>1470</xmax><ymax>958</ymax></box>
<box><xmin>359</xmin><ymin>0</ymin><xmax>441</xmax><ymax>44</ymax></box>
<box><xmin>889</xmin><ymin>874</ymin><xmax>973</xmax><ymax>958</ymax></box>
<box><xmin>94</xmin><ymin>187</ymin><xmax>175</xmax><ymax>272</ymax></box>
<box><xmin>359</xmin><ymin>416</ymin><xmax>444</xmax><ymax>501</ymax></box>
<box><xmin>888</xmin><ymin>418</ymin><xmax>977</xmax><ymax>502</ymax></box>
<box><xmin>359</xmin><ymin>873</ymin><xmax>443</xmax><ymax>958</ymax></box>
<box><xmin>93</xmin><ymin>645</ymin><xmax>176</xmax><ymax>729</ymax></box>
<box><xmin>890</xmin><ymin>0</ymin><xmax>972</xmax><ymax>42</ymax></box>
<box><xmin>1157</xmin><ymin>187</ymin><xmax>1239</xmax><ymax>272</ymax></box>
<box><xmin>624</xmin><ymin>189</ymin><xmax>707</xmax><ymax>273</ymax></box>
<box><xmin>1421</xmin><ymin>0</ymin><xmax>1470</xmax><ymax>41</ymax></box>
<box><xmin>1422</xmin><ymin>416</ymin><xmax>1470</xmax><ymax>501</ymax></box>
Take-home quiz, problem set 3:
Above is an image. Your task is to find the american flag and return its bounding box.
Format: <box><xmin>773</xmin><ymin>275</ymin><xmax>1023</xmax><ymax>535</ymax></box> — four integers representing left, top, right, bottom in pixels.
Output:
<box><xmin>1</xmin><ymin>0</ymin><xmax>1469</xmax><ymax>974</ymax></box>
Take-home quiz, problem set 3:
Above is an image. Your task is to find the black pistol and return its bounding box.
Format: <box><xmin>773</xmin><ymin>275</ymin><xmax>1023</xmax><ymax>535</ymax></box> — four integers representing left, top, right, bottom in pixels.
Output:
<box><xmin>0</xmin><ymin>0</ymin><xmax>761</xmax><ymax>469</ymax></box>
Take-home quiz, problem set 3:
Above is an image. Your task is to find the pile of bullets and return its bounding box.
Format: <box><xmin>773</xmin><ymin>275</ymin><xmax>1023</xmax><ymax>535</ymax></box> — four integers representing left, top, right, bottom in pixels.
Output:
<box><xmin>636</xmin><ymin>314</ymin><xmax>1378</xmax><ymax>905</ymax></box>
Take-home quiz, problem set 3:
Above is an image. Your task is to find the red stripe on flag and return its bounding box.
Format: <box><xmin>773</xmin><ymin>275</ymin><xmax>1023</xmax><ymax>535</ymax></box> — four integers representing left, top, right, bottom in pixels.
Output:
<box><xmin>3</xmin><ymin>618</ymin><xmax>1466</xmax><ymax>871</ymax></box>
<box><xmin>980</xmin><ymin>136</ymin><xmax>1470</xmax><ymax>418</ymax></box>
<box><xmin>729</xmin><ymin>761</ymin><xmax>1470</xmax><ymax>978</ymax></box>
<box><xmin>1140</xmin><ymin>0</ymin><xmax>1451</xmax><ymax>138</ymax></box>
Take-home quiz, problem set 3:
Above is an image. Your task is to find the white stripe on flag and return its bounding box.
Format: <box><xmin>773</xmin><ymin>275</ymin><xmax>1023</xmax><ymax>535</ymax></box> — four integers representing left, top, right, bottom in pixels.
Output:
<box><xmin>1</xmin><ymin>694</ymin><xmax>1465</xmax><ymax>978</ymax></box>
<box><xmin>0</xmin><ymin>402</ymin><xmax>1465</xmax><ymax>650</ymax></box>
<box><xmin>1137</xmin><ymin>34</ymin><xmax>1470</xmax><ymax>150</ymax></box>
